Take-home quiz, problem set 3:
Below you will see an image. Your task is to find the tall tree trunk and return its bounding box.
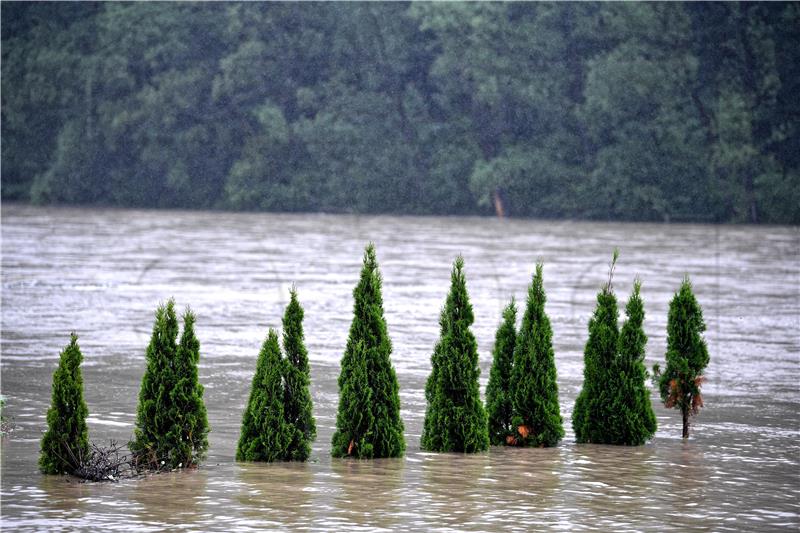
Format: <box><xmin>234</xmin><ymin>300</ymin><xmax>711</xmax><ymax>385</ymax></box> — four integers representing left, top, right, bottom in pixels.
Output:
<box><xmin>682</xmin><ymin>405</ymin><xmax>690</xmax><ymax>439</ymax></box>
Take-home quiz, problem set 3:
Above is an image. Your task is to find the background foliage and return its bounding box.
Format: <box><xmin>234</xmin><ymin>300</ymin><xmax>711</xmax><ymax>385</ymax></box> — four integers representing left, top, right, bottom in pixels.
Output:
<box><xmin>3</xmin><ymin>2</ymin><xmax>798</xmax><ymax>223</ymax></box>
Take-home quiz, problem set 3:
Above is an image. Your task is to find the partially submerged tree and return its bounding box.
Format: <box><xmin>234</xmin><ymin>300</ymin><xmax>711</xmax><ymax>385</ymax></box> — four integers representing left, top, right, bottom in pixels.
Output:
<box><xmin>573</xmin><ymin>252</ymin><xmax>620</xmax><ymax>444</ymax></box>
<box><xmin>421</xmin><ymin>256</ymin><xmax>489</xmax><ymax>453</ymax></box>
<box><xmin>237</xmin><ymin>329</ymin><xmax>292</xmax><ymax>462</ymax></box>
<box><xmin>331</xmin><ymin>341</ymin><xmax>375</xmax><ymax>458</ymax></box>
<box><xmin>486</xmin><ymin>299</ymin><xmax>517</xmax><ymax>445</ymax></box>
<box><xmin>509</xmin><ymin>263</ymin><xmax>564</xmax><ymax>447</ymax></box>
<box><xmin>168</xmin><ymin>309</ymin><xmax>210</xmax><ymax>466</ymax></box>
<box><xmin>282</xmin><ymin>287</ymin><xmax>316</xmax><ymax>461</ymax></box>
<box><xmin>654</xmin><ymin>277</ymin><xmax>709</xmax><ymax>439</ymax></box>
<box><xmin>609</xmin><ymin>279</ymin><xmax>657</xmax><ymax>445</ymax></box>
<box><xmin>332</xmin><ymin>243</ymin><xmax>405</xmax><ymax>458</ymax></box>
<box><xmin>130</xmin><ymin>300</ymin><xmax>209</xmax><ymax>469</ymax></box>
<box><xmin>39</xmin><ymin>333</ymin><xmax>90</xmax><ymax>474</ymax></box>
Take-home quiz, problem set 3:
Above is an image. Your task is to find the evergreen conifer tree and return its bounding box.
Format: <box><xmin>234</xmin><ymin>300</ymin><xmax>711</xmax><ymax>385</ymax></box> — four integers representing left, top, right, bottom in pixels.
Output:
<box><xmin>167</xmin><ymin>309</ymin><xmax>210</xmax><ymax>466</ymax></box>
<box><xmin>39</xmin><ymin>333</ymin><xmax>90</xmax><ymax>474</ymax></box>
<box><xmin>654</xmin><ymin>277</ymin><xmax>709</xmax><ymax>439</ymax></box>
<box><xmin>485</xmin><ymin>299</ymin><xmax>517</xmax><ymax>445</ymax></box>
<box><xmin>237</xmin><ymin>329</ymin><xmax>292</xmax><ymax>461</ymax></box>
<box><xmin>331</xmin><ymin>341</ymin><xmax>375</xmax><ymax>458</ymax></box>
<box><xmin>509</xmin><ymin>263</ymin><xmax>564</xmax><ymax>447</ymax></box>
<box><xmin>331</xmin><ymin>243</ymin><xmax>405</xmax><ymax>458</ymax></box>
<box><xmin>131</xmin><ymin>300</ymin><xmax>209</xmax><ymax>469</ymax></box>
<box><xmin>573</xmin><ymin>252</ymin><xmax>620</xmax><ymax>444</ymax></box>
<box><xmin>421</xmin><ymin>256</ymin><xmax>489</xmax><ymax>453</ymax></box>
<box><xmin>607</xmin><ymin>279</ymin><xmax>657</xmax><ymax>445</ymax></box>
<box><xmin>281</xmin><ymin>287</ymin><xmax>316</xmax><ymax>461</ymax></box>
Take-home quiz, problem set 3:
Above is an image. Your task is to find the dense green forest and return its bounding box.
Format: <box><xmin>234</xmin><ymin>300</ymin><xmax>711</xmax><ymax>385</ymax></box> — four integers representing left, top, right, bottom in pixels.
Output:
<box><xmin>2</xmin><ymin>2</ymin><xmax>798</xmax><ymax>223</ymax></box>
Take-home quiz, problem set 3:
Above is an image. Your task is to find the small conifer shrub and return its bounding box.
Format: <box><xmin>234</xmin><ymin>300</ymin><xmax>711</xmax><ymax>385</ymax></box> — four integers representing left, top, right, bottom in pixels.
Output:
<box><xmin>39</xmin><ymin>333</ymin><xmax>90</xmax><ymax>474</ymax></box>
<box><xmin>130</xmin><ymin>300</ymin><xmax>209</xmax><ymax>469</ymax></box>
<box><xmin>331</xmin><ymin>341</ymin><xmax>375</xmax><ymax>458</ymax></box>
<box><xmin>573</xmin><ymin>252</ymin><xmax>621</xmax><ymax>444</ymax></box>
<box><xmin>281</xmin><ymin>287</ymin><xmax>316</xmax><ymax>461</ymax></box>
<box><xmin>331</xmin><ymin>243</ymin><xmax>405</xmax><ymax>458</ymax></box>
<box><xmin>421</xmin><ymin>256</ymin><xmax>489</xmax><ymax>453</ymax></box>
<box><xmin>574</xmin><ymin>252</ymin><xmax>657</xmax><ymax>445</ymax></box>
<box><xmin>653</xmin><ymin>277</ymin><xmax>709</xmax><ymax>439</ymax></box>
<box><xmin>485</xmin><ymin>299</ymin><xmax>517</xmax><ymax>445</ymax></box>
<box><xmin>509</xmin><ymin>263</ymin><xmax>564</xmax><ymax>447</ymax></box>
<box><xmin>607</xmin><ymin>279</ymin><xmax>657</xmax><ymax>445</ymax></box>
<box><xmin>237</xmin><ymin>329</ymin><xmax>292</xmax><ymax>462</ymax></box>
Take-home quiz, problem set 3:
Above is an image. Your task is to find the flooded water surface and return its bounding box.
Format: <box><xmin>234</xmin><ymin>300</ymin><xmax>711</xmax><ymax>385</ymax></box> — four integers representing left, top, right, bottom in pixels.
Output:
<box><xmin>2</xmin><ymin>204</ymin><xmax>799</xmax><ymax>531</ymax></box>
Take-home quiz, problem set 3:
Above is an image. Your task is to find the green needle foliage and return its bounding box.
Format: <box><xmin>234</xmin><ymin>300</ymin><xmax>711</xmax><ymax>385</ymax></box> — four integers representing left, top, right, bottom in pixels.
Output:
<box><xmin>653</xmin><ymin>277</ymin><xmax>710</xmax><ymax>439</ymax></box>
<box><xmin>331</xmin><ymin>341</ymin><xmax>375</xmax><ymax>458</ymax></box>
<box><xmin>131</xmin><ymin>300</ymin><xmax>209</xmax><ymax>469</ymax></box>
<box><xmin>608</xmin><ymin>279</ymin><xmax>657</xmax><ymax>445</ymax></box>
<box><xmin>168</xmin><ymin>309</ymin><xmax>210</xmax><ymax>466</ymax></box>
<box><xmin>282</xmin><ymin>287</ymin><xmax>316</xmax><ymax>461</ymax></box>
<box><xmin>421</xmin><ymin>256</ymin><xmax>489</xmax><ymax>453</ymax></box>
<box><xmin>421</xmin><ymin>309</ymin><xmax>447</xmax><ymax>452</ymax></box>
<box><xmin>573</xmin><ymin>251</ymin><xmax>621</xmax><ymax>444</ymax></box>
<box><xmin>237</xmin><ymin>329</ymin><xmax>292</xmax><ymax>462</ymax></box>
<box><xmin>509</xmin><ymin>263</ymin><xmax>564</xmax><ymax>447</ymax></box>
<box><xmin>485</xmin><ymin>299</ymin><xmax>517</xmax><ymax>445</ymax></box>
<box><xmin>332</xmin><ymin>243</ymin><xmax>405</xmax><ymax>458</ymax></box>
<box><xmin>39</xmin><ymin>333</ymin><xmax>90</xmax><ymax>474</ymax></box>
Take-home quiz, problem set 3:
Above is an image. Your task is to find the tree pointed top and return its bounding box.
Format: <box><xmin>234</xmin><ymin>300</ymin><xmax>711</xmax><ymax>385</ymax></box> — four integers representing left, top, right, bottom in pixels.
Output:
<box><xmin>502</xmin><ymin>296</ymin><xmax>517</xmax><ymax>321</ymax></box>
<box><xmin>605</xmin><ymin>249</ymin><xmax>620</xmax><ymax>292</ymax></box>
<box><xmin>531</xmin><ymin>261</ymin><xmax>545</xmax><ymax>296</ymax></box>
<box><xmin>182</xmin><ymin>306</ymin><xmax>196</xmax><ymax>327</ymax></box>
<box><xmin>364</xmin><ymin>242</ymin><xmax>378</xmax><ymax>266</ymax></box>
<box><xmin>267</xmin><ymin>327</ymin><xmax>280</xmax><ymax>346</ymax></box>
<box><xmin>633</xmin><ymin>276</ymin><xmax>642</xmax><ymax>294</ymax></box>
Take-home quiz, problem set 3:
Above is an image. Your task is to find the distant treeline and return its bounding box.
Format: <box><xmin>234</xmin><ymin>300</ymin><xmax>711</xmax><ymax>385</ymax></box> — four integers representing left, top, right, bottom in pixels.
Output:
<box><xmin>2</xmin><ymin>2</ymin><xmax>798</xmax><ymax>223</ymax></box>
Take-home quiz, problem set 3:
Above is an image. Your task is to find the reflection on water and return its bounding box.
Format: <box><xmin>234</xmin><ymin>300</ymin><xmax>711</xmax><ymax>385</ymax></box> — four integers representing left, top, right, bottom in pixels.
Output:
<box><xmin>330</xmin><ymin>458</ymin><xmax>404</xmax><ymax>530</ymax></box>
<box><xmin>234</xmin><ymin>462</ymin><xmax>314</xmax><ymax>530</ymax></box>
<box><xmin>1</xmin><ymin>205</ymin><xmax>799</xmax><ymax>531</ymax></box>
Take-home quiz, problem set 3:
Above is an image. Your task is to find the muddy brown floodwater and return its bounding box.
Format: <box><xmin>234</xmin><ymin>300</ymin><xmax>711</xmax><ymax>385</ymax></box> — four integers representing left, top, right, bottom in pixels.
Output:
<box><xmin>1</xmin><ymin>204</ymin><xmax>798</xmax><ymax>531</ymax></box>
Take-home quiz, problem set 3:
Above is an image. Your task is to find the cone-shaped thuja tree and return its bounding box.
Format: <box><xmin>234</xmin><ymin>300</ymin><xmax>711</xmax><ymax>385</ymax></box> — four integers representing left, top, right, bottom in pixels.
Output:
<box><xmin>573</xmin><ymin>251</ymin><xmax>620</xmax><ymax>444</ymax></box>
<box><xmin>509</xmin><ymin>263</ymin><xmax>564</xmax><ymax>447</ymax></box>
<box><xmin>654</xmin><ymin>277</ymin><xmax>709</xmax><ymax>439</ymax></box>
<box><xmin>131</xmin><ymin>300</ymin><xmax>209</xmax><ymax>469</ymax></box>
<box><xmin>167</xmin><ymin>309</ymin><xmax>210</xmax><ymax>467</ymax></box>
<box><xmin>237</xmin><ymin>329</ymin><xmax>292</xmax><ymax>461</ymax></box>
<box><xmin>421</xmin><ymin>309</ymin><xmax>447</xmax><ymax>452</ymax></box>
<box><xmin>485</xmin><ymin>299</ymin><xmax>517</xmax><ymax>445</ymax></box>
<box><xmin>282</xmin><ymin>287</ymin><xmax>316</xmax><ymax>461</ymax></box>
<box><xmin>331</xmin><ymin>341</ymin><xmax>375</xmax><ymax>458</ymax></box>
<box><xmin>421</xmin><ymin>256</ymin><xmax>489</xmax><ymax>453</ymax></box>
<box><xmin>332</xmin><ymin>243</ymin><xmax>405</xmax><ymax>458</ymax></box>
<box><xmin>131</xmin><ymin>301</ymin><xmax>179</xmax><ymax>467</ymax></box>
<box><xmin>40</xmin><ymin>333</ymin><xmax>90</xmax><ymax>474</ymax></box>
<box><xmin>608</xmin><ymin>279</ymin><xmax>657</xmax><ymax>445</ymax></box>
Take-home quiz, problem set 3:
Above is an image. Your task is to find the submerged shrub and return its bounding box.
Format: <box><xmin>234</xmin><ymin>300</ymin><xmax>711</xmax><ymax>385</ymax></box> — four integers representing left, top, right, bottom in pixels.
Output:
<box><xmin>654</xmin><ymin>276</ymin><xmax>709</xmax><ymax>439</ymax></box>
<box><xmin>237</xmin><ymin>329</ymin><xmax>292</xmax><ymax>462</ymax></box>
<box><xmin>509</xmin><ymin>263</ymin><xmax>564</xmax><ymax>447</ymax></box>
<box><xmin>609</xmin><ymin>279</ymin><xmax>657</xmax><ymax>445</ymax></box>
<box><xmin>574</xmin><ymin>252</ymin><xmax>656</xmax><ymax>445</ymax></box>
<box><xmin>331</xmin><ymin>340</ymin><xmax>375</xmax><ymax>458</ymax></box>
<box><xmin>485</xmin><ymin>299</ymin><xmax>517</xmax><ymax>445</ymax></box>
<box><xmin>130</xmin><ymin>300</ymin><xmax>209</xmax><ymax>469</ymax></box>
<box><xmin>573</xmin><ymin>252</ymin><xmax>621</xmax><ymax>444</ymax></box>
<box><xmin>332</xmin><ymin>243</ymin><xmax>405</xmax><ymax>458</ymax></box>
<box><xmin>281</xmin><ymin>287</ymin><xmax>316</xmax><ymax>461</ymax></box>
<box><xmin>39</xmin><ymin>333</ymin><xmax>90</xmax><ymax>474</ymax></box>
<box><xmin>421</xmin><ymin>256</ymin><xmax>489</xmax><ymax>453</ymax></box>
